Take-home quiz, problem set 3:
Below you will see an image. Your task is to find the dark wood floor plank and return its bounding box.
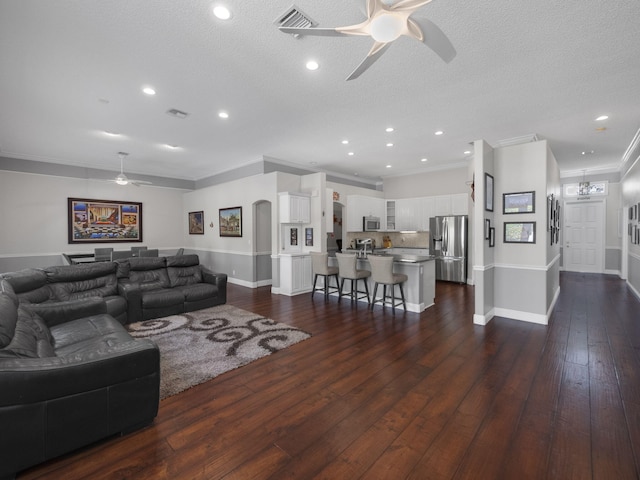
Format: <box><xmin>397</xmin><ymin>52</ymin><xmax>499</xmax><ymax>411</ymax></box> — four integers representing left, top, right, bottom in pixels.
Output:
<box><xmin>18</xmin><ymin>273</ymin><xmax>640</xmax><ymax>480</ymax></box>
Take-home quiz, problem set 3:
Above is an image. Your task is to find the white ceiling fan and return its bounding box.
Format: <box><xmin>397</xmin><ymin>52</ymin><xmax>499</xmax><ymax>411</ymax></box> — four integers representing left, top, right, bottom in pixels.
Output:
<box><xmin>280</xmin><ymin>0</ymin><xmax>456</xmax><ymax>80</ymax></box>
<box><xmin>107</xmin><ymin>152</ymin><xmax>152</xmax><ymax>187</ymax></box>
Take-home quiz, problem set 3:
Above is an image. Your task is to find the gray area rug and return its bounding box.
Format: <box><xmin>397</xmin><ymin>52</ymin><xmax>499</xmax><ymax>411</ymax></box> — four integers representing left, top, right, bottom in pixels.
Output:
<box><xmin>126</xmin><ymin>304</ymin><xmax>311</xmax><ymax>399</ymax></box>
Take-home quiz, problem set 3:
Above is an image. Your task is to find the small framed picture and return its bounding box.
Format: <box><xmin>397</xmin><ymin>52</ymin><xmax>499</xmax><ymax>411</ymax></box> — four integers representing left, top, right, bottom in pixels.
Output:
<box><xmin>503</xmin><ymin>191</ymin><xmax>535</xmax><ymax>214</ymax></box>
<box><xmin>305</xmin><ymin>227</ymin><xmax>313</xmax><ymax>246</ymax></box>
<box><xmin>504</xmin><ymin>222</ymin><xmax>536</xmax><ymax>244</ymax></box>
<box><xmin>188</xmin><ymin>211</ymin><xmax>204</xmax><ymax>235</ymax></box>
<box><xmin>485</xmin><ymin>219</ymin><xmax>491</xmax><ymax>239</ymax></box>
<box><xmin>489</xmin><ymin>227</ymin><xmax>495</xmax><ymax>247</ymax></box>
<box><xmin>290</xmin><ymin>227</ymin><xmax>298</xmax><ymax>246</ymax></box>
<box><xmin>484</xmin><ymin>173</ymin><xmax>494</xmax><ymax>212</ymax></box>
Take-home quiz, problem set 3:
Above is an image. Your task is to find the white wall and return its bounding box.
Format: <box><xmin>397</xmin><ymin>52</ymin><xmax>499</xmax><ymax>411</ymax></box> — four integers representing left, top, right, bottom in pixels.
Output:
<box><xmin>621</xmin><ymin>145</ymin><xmax>640</xmax><ymax>297</ymax></box>
<box><xmin>383</xmin><ymin>166</ymin><xmax>470</xmax><ymax>199</ymax></box>
<box><xmin>0</xmin><ymin>170</ymin><xmax>186</xmax><ymax>271</ymax></box>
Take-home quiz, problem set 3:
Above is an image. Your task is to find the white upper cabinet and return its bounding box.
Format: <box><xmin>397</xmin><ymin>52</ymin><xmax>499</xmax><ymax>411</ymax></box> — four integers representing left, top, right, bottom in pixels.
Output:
<box><xmin>279</xmin><ymin>192</ymin><xmax>310</xmax><ymax>223</ymax></box>
<box><xmin>346</xmin><ymin>195</ymin><xmax>385</xmax><ymax>232</ymax></box>
<box><xmin>386</xmin><ymin>193</ymin><xmax>469</xmax><ymax>231</ymax></box>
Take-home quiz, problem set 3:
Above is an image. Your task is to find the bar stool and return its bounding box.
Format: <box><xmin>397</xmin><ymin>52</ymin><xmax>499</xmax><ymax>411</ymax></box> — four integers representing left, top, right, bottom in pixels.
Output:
<box><xmin>310</xmin><ymin>252</ymin><xmax>339</xmax><ymax>299</ymax></box>
<box><xmin>335</xmin><ymin>252</ymin><xmax>370</xmax><ymax>304</ymax></box>
<box><xmin>368</xmin><ymin>255</ymin><xmax>407</xmax><ymax>312</ymax></box>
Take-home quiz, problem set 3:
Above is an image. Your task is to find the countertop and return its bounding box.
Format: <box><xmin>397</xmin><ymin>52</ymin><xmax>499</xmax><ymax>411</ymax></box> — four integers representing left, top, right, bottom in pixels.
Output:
<box><xmin>333</xmin><ymin>251</ymin><xmax>434</xmax><ymax>264</ymax></box>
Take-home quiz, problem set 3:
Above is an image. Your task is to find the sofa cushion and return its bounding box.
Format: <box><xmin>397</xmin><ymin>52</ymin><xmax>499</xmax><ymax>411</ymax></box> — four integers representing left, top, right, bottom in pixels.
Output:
<box><xmin>2</xmin><ymin>268</ymin><xmax>52</xmax><ymax>304</ymax></box>
<box><xmin>140</xmin><ymin>288</ymin><xmax>184</xmax><ymax>309</ymax></box>
<box><xmin>44</xmin><ymin>262</ymin><xmax>117</xmax><ymax>283</ymax></box>
<box><xmin>48</xmin><ymin>274</ymin><xmax>119</xmax><ymax>301</ymax></box>
<box><xmin>0</xmin><ymin>307</ymin><xmax>54</xmax><ymax>358</ymax></box>
<box><xmin>166</xmin><ymin>254</ymin><xmax>199</xmax><ymax>268</ymax></box>
<box><xmin>51</xmin><ymin>314</ymin><xmax>133</xmax><ymax>356</ymax></box>
<box><xmin>128</xmin><ymin>257</ymin><xmax>166</xmax><ymax>271</ymax></box>
<box><xmin>167</xmin><ymin>265</ymin><xmax>203</xmax><ymax>287</ymax></box>
<box><xmin>0</xmin><ymin>281</ymin><xmax>18</xmax><ymax>348</ymax></box>
<box><xmin>174</xmin><ymin>283</ymin><xmax>218</xmax><ymax>302</ymax></box>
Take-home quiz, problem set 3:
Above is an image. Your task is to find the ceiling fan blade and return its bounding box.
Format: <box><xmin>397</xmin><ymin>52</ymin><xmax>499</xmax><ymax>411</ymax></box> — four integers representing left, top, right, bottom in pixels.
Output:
<box><xmin>279</xmin><ymin>26</ymin><xmax>348</xmax><ymax>37</ymax></box>
<box><xmin>391</xmin><ymin>0</ymin><xmax>434</xmax><ymax>12</ymax></box>
<box><xmin>408</xmin><ymin>17</ymin><xmax>456</xmax><ymax>63</ymax></box>
<box><xmin>346</xmin><ymin>42</ymin><xmax>392</xmax><ymax>81</ymax></box>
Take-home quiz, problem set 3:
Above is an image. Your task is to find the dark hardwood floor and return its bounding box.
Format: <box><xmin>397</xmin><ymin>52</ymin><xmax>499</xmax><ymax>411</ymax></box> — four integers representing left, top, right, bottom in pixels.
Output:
<box><xmin>20</xmin><ymin>272</ymin><xmax>640</xmax><ymax>479</ymax></box>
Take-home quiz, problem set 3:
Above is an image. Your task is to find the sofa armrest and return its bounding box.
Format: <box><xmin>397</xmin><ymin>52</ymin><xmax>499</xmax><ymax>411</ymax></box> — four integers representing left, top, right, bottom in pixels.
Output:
<box><xmin>0</xmin><ymin>338</ymin><xmax>159</xmax><ymax>406</ymax></box>
<box><xmin>118</xmin><ymin>281</ymin><xmax>142</xmax><ymax>324</ymax></box>
<box><xmin>24</xmin><ymin>297</ymin><xmax>107</xmax><ymax>327</ymax></box>
<box><xmin>202</xmin><ymin>268</ymin><xmax>227</xmax><ymax>303</ymax></box>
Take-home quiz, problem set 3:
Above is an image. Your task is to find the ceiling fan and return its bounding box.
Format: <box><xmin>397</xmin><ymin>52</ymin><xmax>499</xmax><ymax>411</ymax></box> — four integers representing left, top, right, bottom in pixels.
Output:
<box><xmin>279</xmin><ymin>0</ymin><xmax>456</xmax><ymax>80</ymax></box>
<box><xmin>107</xmin><ymin>152</ymin><xmax>152</xmax><ymax>187</ymax></box>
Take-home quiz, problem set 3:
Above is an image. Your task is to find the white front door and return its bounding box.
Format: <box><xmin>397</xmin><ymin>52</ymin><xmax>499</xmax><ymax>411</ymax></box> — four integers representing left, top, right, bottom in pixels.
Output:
<box><xmin>563</xmin><ymin>200</ymin><xmax>604</xmax><ymax>273</ymax></box>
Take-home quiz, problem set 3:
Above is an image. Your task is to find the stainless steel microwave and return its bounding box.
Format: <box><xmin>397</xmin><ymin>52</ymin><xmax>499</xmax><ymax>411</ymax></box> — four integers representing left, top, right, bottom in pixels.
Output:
<box><xmin>363</xmin><ymin>216</ymin><xmax>381</xmax><ymax>231</ymax></box>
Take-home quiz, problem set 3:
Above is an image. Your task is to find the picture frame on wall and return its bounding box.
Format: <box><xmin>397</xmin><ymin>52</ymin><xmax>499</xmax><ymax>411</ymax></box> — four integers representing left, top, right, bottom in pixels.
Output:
<box><xmin>489</xmin><ymin>227</ymin><xmax>495</xmax><ymax>247</ymax></box>
<box><xmin>485</xmin><ymin>219</ymin><xmax>491</xmax><ymax>239</ymax></box>
<box><xmin>503</xmin><ymin>191</ymin><xmax>535</xmax><ymax>214</ymax></box>
<box><xmin>504</xmin><ymin>221</ymin><xmax>536</xmax><ymax>244</ymax></box>
<box><xmin>68</xmin><ymin>197</ymin><xmax>142</xmax><ymax>244</ymax></box>
<box><xmin>305</xmin><ymin>227</ymin><xmax>313</xmax><ymax>246</ymax></box>
<box><xmin>484</xmin><ymin>173</ymin><xmax>494</xmax><ymax>212</ymax></box>
<box><xmin>219</xmin><ymin>206</ymin><xmax>242</xmax><ymax>237</ymax></box>
<box><xmin>290</xmin><ymin>227</ymin><xmax>298</xmax><ymax>246</ymax></box>
<box><xmin>188</xmin><ymin>211</ymin><xmax>204</xmax><ymax>234</ymax></box>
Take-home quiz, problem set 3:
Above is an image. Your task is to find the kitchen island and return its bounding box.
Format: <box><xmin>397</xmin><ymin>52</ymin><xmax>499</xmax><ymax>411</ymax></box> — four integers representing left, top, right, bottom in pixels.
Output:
<box><xmin>328</xmin><ymin>253</ymin><xmax>435</xmax><ymax>313</ymax></box>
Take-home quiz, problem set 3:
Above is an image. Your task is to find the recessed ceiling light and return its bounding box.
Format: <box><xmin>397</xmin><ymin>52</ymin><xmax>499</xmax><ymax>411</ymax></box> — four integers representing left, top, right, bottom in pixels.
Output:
<box><xmin>464</xmin><ymin>150</ymin><xmax>471</xmax><ymax>155</ymax></box>
<box><xmin>434</xmin><ymin>130</ymin><xmax>444</xmax><ymax>136</ymax></box>
<box><xmin>421</xmin><ymin>158</ymin><xmax>428</xmax><ymax>162</ymax></box>
<box><xmin>306</xmin><ymin>60</ymin><xmax>319</xmax><ymax>71</ymax></box>
<box><xmin>348</xmin><ymin>152</ymin><xmax>355</xmax><ymax>156</ymax></box>
<box><xmin>213</xmin><ymin>5</ymin><xmax>231</xmax><ymax>20</ymax></box>
<box><xmin>142</xmin><ymin>87</ymin><xmax>156</xmax><ymax>96</ymax></box>
<box><xmin>164</xmin><ymin>144</ymin><xmax>180</xmax><ymax>150</ymax></box>
<box><xmin>386</xmin><ymin>164</ymin><xmax>392</xmax><ymax>168</ymax></box>
<box><xmin>103</xmin><ymin>131</ymin><xmax>120</xmax><ymax>137</ymax></box>
<box><xmin>386</xmin><ymin>143</ymin><xmax>394</xmax><ymax>147</ymax></box>
<box><xmin>581</xmin><ymin>150</ymin><xmax>595</xmax><ymax>155</ymax></box>
<box><xmin>218</xmin><ymin>111</ymin><xmax>229</xmax><ymax>119</ymax></box>
<box><xmin>595</xmin><ymin>115</ymin><xmax>609</xmax><ymax>121</ymax></box>
<box><xmin>341</xmin><ymin>140</ymin><xmax>349</xmax><ymax>145</ymax></box>
<box><xmin>385</xmin><ymin>127</ymin><xmax>394</xmax><ymax>132</ymax></box>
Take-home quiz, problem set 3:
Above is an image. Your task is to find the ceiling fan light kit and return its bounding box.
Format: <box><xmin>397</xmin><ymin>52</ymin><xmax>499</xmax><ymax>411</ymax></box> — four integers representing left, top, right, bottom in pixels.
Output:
<box><xmin>279</xmin><ymin>0</ymin><xmax>456</xmax><ymax>80</ymax></box>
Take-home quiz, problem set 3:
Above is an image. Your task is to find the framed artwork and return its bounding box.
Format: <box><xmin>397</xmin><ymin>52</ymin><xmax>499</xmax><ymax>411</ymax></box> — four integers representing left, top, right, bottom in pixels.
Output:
<box><xmin>485</xmin><ymin>219</ymin><xmax>491</xmax><ymax>240</ymax></box>
<box><xmin>188</xmin><ymin>211</ymin><xmax>204</xmax><ymax>234</ymax></box>
<box><xmin>503</xmin><ymin>191</ymin><xmax>535</xmax><ymax>214</ymax></box>
<box><xmin>489</xmin><ymin>227</ymin><xmax>495</xmax><ymax>247</ymax></box>
<box><xmin>504</xmin><ymin>221</ymin><xmax>536</xmax><ymax>244</ymax></box>
<box><xmin>305</xmin><ymin>227</ymin><xmax>313</xmax><ymax>246</ymax></box>
<box><xmin>68</xmin><ymin>197</ymin><xmax>142</xmax><ymax>244</ymax></box>
<box><xmin>219</xmin><ymin>206</ymin><xmax>242</xmax><ymax>237</ymax></box>
<box><xmin>290</xmin><ymin>227</ymin><xmax>298</xmax><ymax>246</ymax></box>
<box><xmin>484</xmin><ymin>173</ymin><xmax>494</xmax><ymax>212</ymax></box>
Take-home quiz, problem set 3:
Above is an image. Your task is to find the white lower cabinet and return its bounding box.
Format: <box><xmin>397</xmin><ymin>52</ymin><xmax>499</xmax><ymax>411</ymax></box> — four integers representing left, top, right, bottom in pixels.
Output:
<box><xmin>280</xmin><ymin>254</ymin><xmax>312</xmax><ymax>295</ymax></box>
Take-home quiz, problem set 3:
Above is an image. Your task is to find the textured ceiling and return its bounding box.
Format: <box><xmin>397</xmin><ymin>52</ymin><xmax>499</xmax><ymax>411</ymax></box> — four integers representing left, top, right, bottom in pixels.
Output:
<box><xmin>1</xmin><ymin>0</ymin><xmax>639</xmax><ymax>185</ymax></box>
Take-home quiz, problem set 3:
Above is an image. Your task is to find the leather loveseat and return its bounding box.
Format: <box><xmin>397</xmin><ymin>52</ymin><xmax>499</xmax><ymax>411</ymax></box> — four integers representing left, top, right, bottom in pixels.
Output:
<box><xmin>0</xmin><ymin>278</ymin><xmax>160</xmax><ymax>480</ymax></box>
<box><xmin>118</xmin><ymin>254</ymin><xmax>227</xmax><ymax>323</ymax></box>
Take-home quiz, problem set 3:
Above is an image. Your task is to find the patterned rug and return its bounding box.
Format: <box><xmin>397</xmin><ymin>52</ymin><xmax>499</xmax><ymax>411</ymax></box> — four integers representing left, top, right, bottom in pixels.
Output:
<box><xmin>126</xmin><ymin>304</ymin><xmax>311</xmax><ymax>399</ymax></box>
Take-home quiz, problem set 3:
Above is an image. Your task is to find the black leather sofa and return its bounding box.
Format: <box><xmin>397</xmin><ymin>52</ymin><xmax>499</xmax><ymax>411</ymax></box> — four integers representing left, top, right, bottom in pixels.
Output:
<box><xmin>0</xmin><ymin>278</ymin><xmax>160</xmax><ymax>480</ymax></box>
<box><xmin>118</xmin><ymin>254</ymin><xmax>227</xmax><ymax>322</ymax></box>
<box><xmin>2</xmin><ymin>261</ymin><xmax>128</xmax><ymax>324</ymax></box>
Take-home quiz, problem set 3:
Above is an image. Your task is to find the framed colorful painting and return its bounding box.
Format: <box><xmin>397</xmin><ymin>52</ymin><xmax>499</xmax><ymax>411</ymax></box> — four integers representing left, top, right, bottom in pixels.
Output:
<box><xmin>68</xmin><ymin>197</ymin><xmax>142</xmax><ymax>244</ymax></box>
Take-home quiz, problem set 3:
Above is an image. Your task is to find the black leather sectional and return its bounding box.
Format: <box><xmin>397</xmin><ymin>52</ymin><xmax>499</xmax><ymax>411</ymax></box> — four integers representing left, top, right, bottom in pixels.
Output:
<box><xmin>0</xmin><ymin>254</ymin><xmax>227</xmax><ymax>479</ymax></box>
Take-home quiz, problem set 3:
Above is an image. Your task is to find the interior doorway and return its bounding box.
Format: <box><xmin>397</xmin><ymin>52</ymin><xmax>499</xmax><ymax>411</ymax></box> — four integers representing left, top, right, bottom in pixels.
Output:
<box><xmin>253</xmin><ymin>200</ymin><xmax>272</xmax><ymax>286</ymax></box>
<box><xmin>328</xmin><ymin>202</ymin><xmax>345</xmax><ymax>253</ymax></box>
<box><xmin>563</xmin><ymin>199</ymin><xmax>605</xmax><ymax>273</ymax></box>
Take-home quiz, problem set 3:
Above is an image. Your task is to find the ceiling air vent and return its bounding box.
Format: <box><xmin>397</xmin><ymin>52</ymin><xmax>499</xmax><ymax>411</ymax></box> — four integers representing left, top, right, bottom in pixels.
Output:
<box><xmin>275</xmin><ymin>6</ymin><xmax>317</xmax><ymax>37</ymax></box>
<box><xmin>166</xmin><ymin>108</ymin><xmax>189</xmax><ymax>119</ymax></box>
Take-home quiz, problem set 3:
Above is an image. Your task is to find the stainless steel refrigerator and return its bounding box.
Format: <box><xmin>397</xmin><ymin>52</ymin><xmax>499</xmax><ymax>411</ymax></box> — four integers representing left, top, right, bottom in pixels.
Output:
<box><xmin>429</xmin><ymin>215</ymin><xmax>468</xmax><ymax>283</ymax></box>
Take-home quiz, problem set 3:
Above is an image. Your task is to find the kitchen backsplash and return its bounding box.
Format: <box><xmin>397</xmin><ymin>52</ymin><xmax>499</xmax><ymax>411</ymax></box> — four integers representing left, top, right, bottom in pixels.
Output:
<box><xmin>343</xmin><ymin>231</ymin><xmax>429</xmax><ymax>250</ymax></box>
